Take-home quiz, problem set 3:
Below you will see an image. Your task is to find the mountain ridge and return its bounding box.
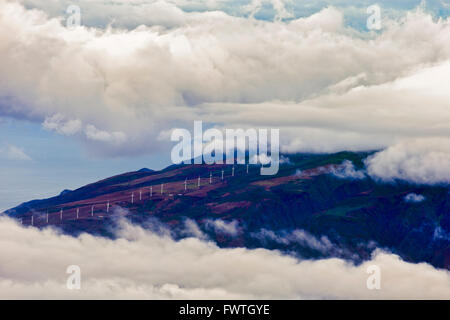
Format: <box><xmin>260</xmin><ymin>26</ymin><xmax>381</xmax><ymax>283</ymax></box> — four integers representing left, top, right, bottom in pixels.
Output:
<box><xmin>5</xmin><ymin>151</ymin><xmax>450</xmax><ymax>269</ymax></box>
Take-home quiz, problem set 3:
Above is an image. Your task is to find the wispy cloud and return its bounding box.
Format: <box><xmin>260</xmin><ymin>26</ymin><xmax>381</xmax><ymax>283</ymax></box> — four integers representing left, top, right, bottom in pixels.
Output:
<box><xmin>182</xmin><ymin>218</ymin><xmax>208</xmax><ymax>240</ymax></box>
<box><xmin>204</xmin><ymin>219</ymin><xmax>240</xmax><ymax>236</ymax></box>
<box><xmin>404</xmin><ymin>193</ymin><xmax>426</xmax><ymax>203</ymax></box>
<box><xmin>251</xmin><ymin>228</ymin><xmax>337</xmax><ymax>255</ymax></box>
<box><xmin>84</xmin><ymin>124</ymin><xmax>127</xmax><ymax>145</ymax></box>
<box><xmin>43</xmin><ymin>114</ymin><xmax>82</xmax><ymax>136</ymax></box>
<box><xmin>0</xmin><ymin>144</ymin><xmax>32</xmax><ymax>161</ymax></box>
<box><xmin>330</xmin><ymin>160</ymin><xmax>366</xmax><ymax>180</ymax></box>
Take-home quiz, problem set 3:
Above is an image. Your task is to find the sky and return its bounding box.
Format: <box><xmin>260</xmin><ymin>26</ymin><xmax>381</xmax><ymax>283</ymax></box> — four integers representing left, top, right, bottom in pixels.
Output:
<box><xmin>0</xmin><ymin>0</ymin><xmax>450</xmax><ymax>210</ymax></box>
<box><xmin>0</xmin><ymin>118</ymin><xmax>170</xmax><ymax>211</ymax></box>
<box><xmin>0</xmin><ymin>0</ymin><xmax>450</xmax><ymax>300</ymax></box>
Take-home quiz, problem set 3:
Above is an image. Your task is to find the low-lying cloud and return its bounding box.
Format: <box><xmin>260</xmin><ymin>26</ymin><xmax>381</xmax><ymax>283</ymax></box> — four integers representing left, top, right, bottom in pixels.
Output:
<box><xmin>366</xmin><ymin>138</ymin><xmax>450</xmax><ymax>185</ymax></box>
<box><xmin>404</xmin><ymin>193</ymin><xmax>426</xmax><ymax>203</ymax></box>
<box><xmin>330</xmin><ymin>160</ymin><xmax>366</xmax><ymax>180</ymax></box>
<box><xmin>204</xmin><ymin>219</ymin><xmax>240</xmax><ymax>236</ymax></box>
<box><xmin>0</xmin><ymin>216</ymin><xmax>449</xmax><ymax>299</ymax></box>
<box><xmin>251</xmin><ymin>228</ymin><xmax>335</xmax><ymax>254</ymax></box>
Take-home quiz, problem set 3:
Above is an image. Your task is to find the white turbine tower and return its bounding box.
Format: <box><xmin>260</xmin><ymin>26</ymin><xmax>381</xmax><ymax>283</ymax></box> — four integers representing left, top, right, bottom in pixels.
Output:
<box><xmin>107</xmin><ymin>201</ymin><xmax>110</xmax><ymax>213</ymax></box>
<box><xmin>31</xmin><ymin>215</ymin><xmax>34</xmax><ymax>226</ymax></box>
<box><xmin>246</xmin><ymin>164</ymin><xmax>249</xmax><ymax>174</ymax></box>
<box><xmin>184</xmin><ymin>179</ymin><xmax>187</xmax><ymax>191</ymax></box>
<box><xmin>209</xmin><ymin>172</ymin><xmax>212</xmax><ymax>184</ymax></box>
<box><xmin>139</xmin><ymin>189</ymin><xmax>142</xmax><ymax>201</ymax></box>
<box><xmin>60</xmin><ymin>209</ymin><xmax>63</xmax><ymax>221</ymax></box>
<box><xmin>46</xmin><ymin>211</ymin><xmax>49</xmax><ymax>224</ymax></box>
<box><xmin>131</xmin><ymin>192</ymin><xmax>134</xmax><ymax>204</ymax></box>
<box><xmin>91</xmin><ymin>205</ymin><xmax>94</xmax><ymax>217</ymax></box>
<box><xmin>221</xmin><ymin>169</ymin><xmax>224</xmax><ymax>181</ymax></box>
<box><xmin>161</xmin><ymin>183</ymin><xmax>164</xmax><ymax>194</ymax></box>
<box><xmin>232</xmin><ymin>166</ymin><xmax>235</xmax><ymax>177</ymax></box>
<box><xmin>76</xmin><ymin>208</ymin><xmax>79</xmax><ymax>220</ymax></box>
<box><xmin>150</xmin><ymin>186</ymin><xmax>153</xmax><ymax>197</ymax></box>
<box><xmin>198</xmin><ymin>176</ymin><xmax>201</xmax><ymax>188</ymax></box>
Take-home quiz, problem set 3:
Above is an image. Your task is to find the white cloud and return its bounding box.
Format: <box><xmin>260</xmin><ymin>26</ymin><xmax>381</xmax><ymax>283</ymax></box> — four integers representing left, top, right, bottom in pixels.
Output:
<box><xmin>84</xmin><ymin>124</ymin><xmax>127</xmax><ymax>144</ymax></box>
<box><xmin>43</xmin><ymin>114</ymin><xmax>82</xmax><ymax>136</ymax></box>
<box><xmin>366</xmin><ymin>138</ymin><xmax>450</xmax><ymax>185</ymax></box>
<box><xmin>251</xmin><ymin>228</ymin><xmax>336</xmax><ymax>255</ymax></box>
<box><xmin>42</xmin><ymin>114</ymin><xmax>127</xmax><ymax>145</ymax></box>
<box><xmin>204</xmin><ymin>219</ymin><xmax>239</xmax><ymax>236</ymax></box>
<box><xmin>182</xmin><ymin>218</ymin><xmax>208</xmax><ymax>240</ymax></box>
<box><xmin>330</xmin><ymin>160</ymin><xmax>366</xmax><ymax>180</ymax></box>
<box><xmin>290</xmin><ymin>229</ymin><xmax>334</xmax><ymax>254</ymax></box>
<box><xmin>0</xmin><ymin>2</ymin><xmax>449</xmax><ymax>158</ymax></box>
<box><xmin>0</xmin><ymin>145</ymin><xmax>32</xmax><ymax>161</ymax></box>
<box><xmin>243</xmin><ymin>0</ymin><xmax>294</xmax><ymax>21</ymax></box>
<box><xmin>0</xmin><ymin>217</ymin><xmax>449</xmax><ymax>299</ymax></box>
<box><xmin>404</xmin><ymin>193</ymin><xmax>426</xmax><ymax>203</ymax></box>
<box><xmin>203</xmin><ymin>59</ymin><xmax>450</xmax><ymax>154</ymax></box>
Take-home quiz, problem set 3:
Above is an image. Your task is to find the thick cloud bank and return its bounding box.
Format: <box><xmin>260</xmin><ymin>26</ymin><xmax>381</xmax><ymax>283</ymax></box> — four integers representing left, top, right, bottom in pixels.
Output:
<box><xmin>1</xmin><ymin>1</ymin><xmax>450</xmax><ymax>157</ymax></box>
<box><xmin>366</xmin><ymin>138</ymin><xmax>450</xmax><ymax>185</ymax></box>
<box><xmin>1</xmin><ymin>1</ymin><xmax>449</xmax><ymax>186</ymax></box>
<box><xmin>0</xmin><ymin>216</ymin><xmax>449</xmax><ymax>299</ymax></box>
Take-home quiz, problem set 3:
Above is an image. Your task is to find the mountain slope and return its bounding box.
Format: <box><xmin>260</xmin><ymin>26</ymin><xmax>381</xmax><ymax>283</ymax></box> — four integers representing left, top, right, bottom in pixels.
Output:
<box><xmin>5</xmin><ymin>152</ymin><xmax>450</xmax><ymax>269</ymax></box>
